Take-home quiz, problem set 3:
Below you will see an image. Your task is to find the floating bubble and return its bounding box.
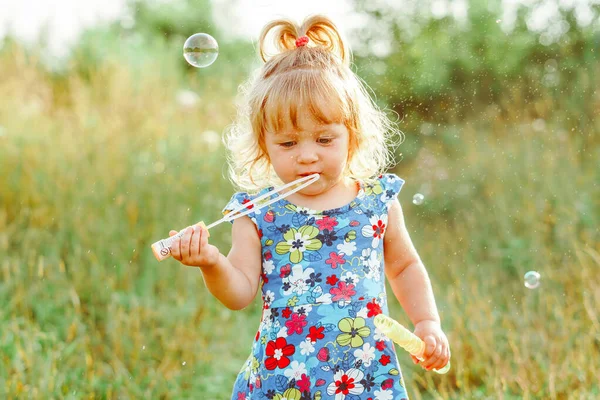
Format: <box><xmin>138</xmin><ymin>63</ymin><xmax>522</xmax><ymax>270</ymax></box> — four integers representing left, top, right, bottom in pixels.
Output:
<box><xmin>412</xmin><ymin>193</ymin><xmax>425</xmax><ymax>205</ymax></box>
<box><xmin>183</xmin><ymin>33</ymin><xmax>219</xmax><ymax>68</ymax></box>
<box><xmin>496</xmin><ymin>19</ymin><xmax>502</xmax><ymax>23</ymax></box>
<box><xmin>524</xmin><ymin>271</ymin><xmax>541</xmax><ymax>289</ymax></box>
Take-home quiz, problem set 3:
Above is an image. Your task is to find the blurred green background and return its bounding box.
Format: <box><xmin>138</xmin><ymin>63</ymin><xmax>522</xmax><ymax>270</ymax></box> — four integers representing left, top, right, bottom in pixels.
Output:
<box><xmin>0</xmin><ymin>0</ymin><xmax>599</xmax><ymax>398</ymax></box>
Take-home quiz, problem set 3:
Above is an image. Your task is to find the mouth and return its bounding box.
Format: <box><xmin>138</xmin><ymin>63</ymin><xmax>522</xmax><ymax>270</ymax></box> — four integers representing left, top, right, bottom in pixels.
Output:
<box><xmin>299</xmin><ymin>172</ymin><xmax>320</xmax><ymax>177</ymax></box>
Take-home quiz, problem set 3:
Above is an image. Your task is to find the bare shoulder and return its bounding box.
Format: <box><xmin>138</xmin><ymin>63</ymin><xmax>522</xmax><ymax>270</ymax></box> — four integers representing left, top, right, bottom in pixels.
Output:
<box><xmin>384</xmin><ymin>198</ymin><xmax>421</xmax><ymax>278</ymax></box>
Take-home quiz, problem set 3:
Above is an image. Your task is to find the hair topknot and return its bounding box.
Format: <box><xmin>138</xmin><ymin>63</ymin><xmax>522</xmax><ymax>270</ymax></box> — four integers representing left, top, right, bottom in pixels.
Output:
<box><xmin>258</xmin><ymin>14</ymin><xmax>350</xmax><ymax>67</ymax></box>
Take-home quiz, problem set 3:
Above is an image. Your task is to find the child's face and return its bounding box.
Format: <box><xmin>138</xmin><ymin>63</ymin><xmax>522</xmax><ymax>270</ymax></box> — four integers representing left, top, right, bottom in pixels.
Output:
<box><xmin>264</xmin><ymin>111</ymin><xmax>350</xmax><ymax>196</ymax></box>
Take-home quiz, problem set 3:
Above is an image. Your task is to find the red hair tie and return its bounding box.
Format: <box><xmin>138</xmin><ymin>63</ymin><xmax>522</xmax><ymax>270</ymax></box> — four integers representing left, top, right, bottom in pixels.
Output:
<box><xmin>295</xmin><ymin>36</ymin><xmax>309</xmax><ymax>48</ymax></box>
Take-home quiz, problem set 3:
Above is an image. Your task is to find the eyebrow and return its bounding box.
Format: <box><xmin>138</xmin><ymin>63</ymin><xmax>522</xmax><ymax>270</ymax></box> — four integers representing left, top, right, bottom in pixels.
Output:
<box><xmin>274</xmin><ymin>128</ymin><xmax>332</xmax><ymax>136</ymax></box>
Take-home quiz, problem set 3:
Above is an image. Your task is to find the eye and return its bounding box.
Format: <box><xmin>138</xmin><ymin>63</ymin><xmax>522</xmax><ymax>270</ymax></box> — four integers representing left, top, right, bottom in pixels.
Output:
<box><xmin>318</xmin><ymin>137</ymin><xmax>333</xmax><ymax>144</ymax></box>
<box><xmin>279</xmin><ymin>141</ymin><xmax>295</xmax><ymax>148</ymax></box>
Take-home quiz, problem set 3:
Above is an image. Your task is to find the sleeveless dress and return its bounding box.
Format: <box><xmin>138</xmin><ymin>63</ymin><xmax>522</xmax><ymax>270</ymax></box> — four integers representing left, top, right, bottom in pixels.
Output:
<box><xmin>221</xmin><ymin>173</ymin><xmax>409</xmax><ymax>400</ymax></box>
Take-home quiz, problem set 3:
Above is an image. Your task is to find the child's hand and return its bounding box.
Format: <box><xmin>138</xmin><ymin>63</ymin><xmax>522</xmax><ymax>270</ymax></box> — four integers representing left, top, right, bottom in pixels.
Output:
<box><xmin>169</xmin><ymin>225</ymin><xmax>220</xmax><ymax>268</ymax></box>
<box><xmin>411</xmin><ymin>320</ymin><xmax>451</xmax><ymax>372</ymax></box>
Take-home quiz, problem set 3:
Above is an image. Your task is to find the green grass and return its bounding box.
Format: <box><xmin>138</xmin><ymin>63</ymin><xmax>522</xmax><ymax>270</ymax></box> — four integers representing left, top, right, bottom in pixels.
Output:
<box><xmin>0</xmin><ymin>42</ymin><xmax>599</xmax><ymax>399</ymax></box>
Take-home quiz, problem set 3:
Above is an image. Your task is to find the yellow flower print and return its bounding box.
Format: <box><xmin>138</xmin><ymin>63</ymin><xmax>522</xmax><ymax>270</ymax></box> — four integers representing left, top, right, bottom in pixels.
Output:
<box><xmin>275</xmin><ymin>226</ymin><xmax>323</xmax><ymax>264</ymax></box>
<box><xmin>287</xmin><ymin>296</ymin><xmax>299</xmax><ymax>307</ymax></box>
<box><xmin>363</xmin><ymin>180</ymin><xmax>383</xmax><ymax>197</ymax></box>
<box><xmin>273</xmin><ymin>388</ymin><xmax>302</xmax><ymax>400</ymax></box>
<box><xmin>251</xmin><ymin>357</ymin><xmax>260</xmax><ymax>373</ymax></box>
<box><xmin>336</xmin><ymin>317</ymin><xmax>371</xmax><ymax>348</ymax></box>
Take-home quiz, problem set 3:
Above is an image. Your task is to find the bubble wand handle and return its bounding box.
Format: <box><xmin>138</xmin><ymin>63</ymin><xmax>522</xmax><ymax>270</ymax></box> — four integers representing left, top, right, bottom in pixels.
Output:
<box><xmin>374</xmin><ymin>314</ymin><xmax>450</xmax><ymax>374</ymax></box>
<box><xmin>150</xmin><ymin>174</ymin><xmax>320</xmax><ymax>261</ymax></box>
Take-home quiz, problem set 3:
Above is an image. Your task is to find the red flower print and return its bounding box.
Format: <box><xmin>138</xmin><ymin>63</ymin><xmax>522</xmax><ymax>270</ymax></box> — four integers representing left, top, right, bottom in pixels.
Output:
<box><xmin>255</xmin><ymin>330</ymin><xmax>260</xmax><ymax>341</ymax></box>
<box><xmin>307</xmin><ymin>325</ymin><xmax>325</xmax><ymax>342</ymax></box>
<box><xmin>334</xmin><ymin>373</ymin><xmax>357</xmax><ymax>394</ymax></box>
<box><xmin>237</xmin><ymin>392</ymin><xmax>246</xmax><ymax>400</ymax></box>
<box><xmin>257</xmin><ymin>229</ymin><xmax>263</xmax><ymax>239</ymax></box>
<box><xmin>316</xmin><ymin>216</ymin><xmax>338</xmax><ymax>231</ymax></box>
<box><xmin>349</xmin><ymin>220</ymin><xmax>360</xmax><ymax>227</ymax></box>
<box><xmin>264</xmin><ymin>250</ymin><xmax>272</xmax><ymax>261</ymax></box>
<box><xmin>263</xmin><ymin>210</ymin><xmax>275</xmax><ymax>223</ymax></box>
<box><xmin>280</xmin><ymin>264</ymin><xmax>291</xmax><ymax>278</ymax></box>
<box><xmin>366</xmin><ymin>299</ymin><xmax>382</xmax><ymax>317</ymax></box>
<box><xmin>376</xmin><ymin>340</ymin><xmax>386</xmax><ymax>351</ymax></box>
<box><xmin>316</xmin><ymin>378</ymin><xmax>326</xmax><ymax>386</ymax></box>
<box><xmin>379</xmin><ymin>354</ymin><xmax>391</xmax><ymax>366</ymax></box>
<box><xmin>381</xmin><ymin>378</ymin><xmax>394</xmax><ymax>389</ymax></box>
<box><xmin>330</xmin><ymin>281</ymin><xmax>356</xmax><ymax>302</ymax></box>
<box><xmin>326</xmin><ymin>274</ymin><xmax>339</xmax><ymax>286</ymax></box>
<box><xmin>241</xmin><ymin>198</ymin><xmax>254</xmax><ymax>209</ymax></box>
<box><xmin>297</xmin><ymin>373</ymin><xmax>311</xmax><ymax>392</ymax></box>
<box><xmin>265</xmin><ymin>337</ymin><xmax>295</xmax><ymax>370</ymax></box>
<box><xmin>371</xmin><ymin>220</ymin><xmax>386</xmax><ymax>238</ymax></box>
<box><xmin>316</xmin><ymin>347</ymin><xmax>330</xmax><ymax>362</ymax></box>
<box><xmin>325</xmin><ymin>252</ymin><xmax>346</xmax><ymax>269</ymax></box>
<box><xmin>282</xmin><ymin>307</ymin><xmax>292</xmax><ymax>319</ymax></box>
<box><xmin>285</xmin><ymin>313</ymin><xmax>308</xmax><ymax>335</ymax></box>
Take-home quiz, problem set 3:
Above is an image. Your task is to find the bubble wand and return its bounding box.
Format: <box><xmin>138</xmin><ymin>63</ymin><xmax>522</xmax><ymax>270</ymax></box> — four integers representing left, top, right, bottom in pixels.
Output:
<box><xmin>374</xmin><ymin>314</ymin><xmax>450</xmax><ymax>374</ymax></box>
<box><xmin>151</xmin><ymin>173</ymin><xmax>320</xmax><ymax>261</ymax></box>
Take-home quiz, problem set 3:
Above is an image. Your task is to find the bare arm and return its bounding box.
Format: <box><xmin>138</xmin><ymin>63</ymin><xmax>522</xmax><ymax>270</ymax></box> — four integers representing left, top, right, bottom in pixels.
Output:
<box><xmin>170</xmin><ymin>216</ymin><xmax>262</xmax><ymax>310</ymax></box>
<box><xmin>203</xmin><ymin>215</ymin><xmax>262</xmax><ymax>310</ymax></box>
<box><xmin>383</xmin><ymin>199</ymin><xmax>441</xmax><ymax>325</ymax></box>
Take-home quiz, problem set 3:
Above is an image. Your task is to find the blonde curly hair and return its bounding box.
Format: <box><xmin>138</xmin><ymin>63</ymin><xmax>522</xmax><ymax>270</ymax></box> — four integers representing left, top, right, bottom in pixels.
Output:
<box><xmin>223</xmin><ymin>14</ymin><xmax>403</xmax><ymax>193</ymax></box>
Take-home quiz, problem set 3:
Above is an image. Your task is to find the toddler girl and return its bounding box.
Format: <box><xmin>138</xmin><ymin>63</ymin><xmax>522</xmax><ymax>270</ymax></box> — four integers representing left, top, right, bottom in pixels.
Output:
<box><xmin>169</xmin><ymin>14</ymin><xmax>450</xmax><ymax>400</ymax></box>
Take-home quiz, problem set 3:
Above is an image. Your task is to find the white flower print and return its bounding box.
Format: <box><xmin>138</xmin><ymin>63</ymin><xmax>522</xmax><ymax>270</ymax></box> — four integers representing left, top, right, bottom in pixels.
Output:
<box><xmin>277</xmin><ymin>326</ymin><xmax>288</xmax><ymax>338</ymax></box>
<box><xmin>296</xmin><ymin>206</ymin><xmax>319</xmax><ymax>217</ymax></box>
<box><xmin>361</xmin><ymin>213</ymin><xmax>388</xmax><ymax>248</ymax></box>
<box><xmin>360</xmin><ymin>248</ymin><xmax>372</xmax><ymax>266</ymax></box>
<box><xmin>299</xmin><ymin>338</ymin><xmax>315</xmax><ymax>355</ymax></box>
<box><xmin>315</xmin><ymin>292</ymin><xmax>333</xmax><ymax>304</ymax></box>
<box><xmin>294</xmin><ymin>304</ymin><xmax>312</xmax><ymax>314</ymax></box>
<box><xmin>340</xmin><ymin>271</ymin><xmax>359</xmax><ymax>286</ymax></box>
<box><xmin>261</xmin><ymin>309</ymin><xmax>273</xmax><ymax>330</ymax></box>
<box><xmin>263</xmin><ymin>290</ymin><xmax>275</xmax><ymax>306</ymax></box>
<box><xmin>353</xmin><ymin>343</ymin><xmax>376</xmax><ymax>367</ymax></box>
<box><xmin>283</xmin><ymin>360</ymin><xmax>307</xmax><ymax>381</ymax></box>
<box><xmin>364</xmin><ymin>250</ymin><xmax>381</xmax><ymax>282</ymax></box>
<box><xmin>326</xmin><ymin>368</ymin><xmax>365</xmax><ymax>399</ymax></box>
<box><xmin>263</xmin><ymin>259</ymin><xmax>275</xmax><ymax>275</ymax></box>
<box><xmin>356</xmin><ymin>307</ymin><xmax>369</xmax><ymax>319</ymax></box>
<box><xmin>283</xmin><ymin>265</ymin><xmax>314</xmax><ymax>296</ymax></box>
<box><xmin>337</xmin><ymin>240</ymin><xmax>356</xmax><ymax>256</ymax></box>
<box><xmin>374</xmin><ymin>389</ymin><xmax>394</xmax><ymax>400</ymax></box>
<box><xmin>373</xmin><ymin>326</ymin><xmax>391</xmax><ymax>342</ymax></box>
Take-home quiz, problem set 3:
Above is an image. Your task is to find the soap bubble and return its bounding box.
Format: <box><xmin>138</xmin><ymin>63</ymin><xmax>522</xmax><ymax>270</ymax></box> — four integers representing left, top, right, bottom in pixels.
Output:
<box><xmin>183</xmin><ymin>33</ymin><xmax>219</xmax><ymax>68</ymax></box>
<box><xmin>524</xmin><ymin>271</ymin><xmax>541</xmax><ymax>289</ymax></box>
<box><xmin>412</xmin><ymin>193</ymin><xmax>425</xmax><ymax>205</ymax></box>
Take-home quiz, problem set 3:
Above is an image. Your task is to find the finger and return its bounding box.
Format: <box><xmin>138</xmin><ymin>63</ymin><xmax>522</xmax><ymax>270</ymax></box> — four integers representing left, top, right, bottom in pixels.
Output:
<box><xmin>438</xmin><ymin>347</ymin><xmax>450</xmax><ymax>369</ymax></box>
<box><xmin>169</xmin><ymin>230</ymin><xmax>177</xmax><ymax>236</ymax></box>
<box><xmin>426</xmin><ymin>345</ymin><xmax>444</xmax><ymax>370</ymax></box>
<box><xmin>190</xmin><ymin>225</ymin><xmax>200</xmax><ymax>258</ymax></box>
<box><xmin>171</xmin><ymin>235</ymin><xmax>181</xmax><ymax>260</ymax></box>
<box><xmin>423</xmin><ymin>336</ymin><xmax>437</xmax><ymax>358</ymax></box>
<box><xmin>422</xmin><ymin>336</ymin><xmax>439</xmax><ymax>370</ymax></box>
<box><xmin>200</xmin><ymin>225</ymin><xmax>209</xmax><ymax>249</ymax></box>
<box><xmin>411</xmin><ymin>355</ymin><xmax>420</xmax><ymax>364</ymax></box>
<box><xmin>180</xmin><ymin>226</ymin><xmax>193</xmax><ymax>260</ymax></box>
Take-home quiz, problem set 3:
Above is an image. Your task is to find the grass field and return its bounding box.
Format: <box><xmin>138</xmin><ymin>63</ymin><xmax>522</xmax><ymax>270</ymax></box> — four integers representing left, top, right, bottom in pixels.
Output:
<box><xmin>1</xmin><ymin>42</ymin><xmax>599</xmax><ymax>399</ymax></box>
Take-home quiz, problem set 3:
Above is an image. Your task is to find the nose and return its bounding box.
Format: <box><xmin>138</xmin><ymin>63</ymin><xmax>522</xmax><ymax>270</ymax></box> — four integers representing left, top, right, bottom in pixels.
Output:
<box><xmin>296</xmin><ymin>142</ymin><xmax>319</xmax><ymax>164</ymax></box>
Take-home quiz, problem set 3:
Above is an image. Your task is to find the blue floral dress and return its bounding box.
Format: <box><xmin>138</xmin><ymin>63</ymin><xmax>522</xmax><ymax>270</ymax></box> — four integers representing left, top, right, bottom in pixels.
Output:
<box><xmin>221</xmin><ymin>173</ymin><xmax>409</xmax><ymax>400</ymax></box>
